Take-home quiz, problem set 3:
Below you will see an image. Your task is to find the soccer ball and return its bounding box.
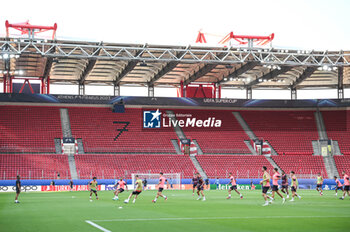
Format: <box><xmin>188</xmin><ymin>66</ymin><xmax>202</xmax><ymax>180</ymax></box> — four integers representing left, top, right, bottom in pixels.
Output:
<box><xmin>124</xmin><ymin>199</ymin><xmax>129</xmax><ymax>204</ymax></box>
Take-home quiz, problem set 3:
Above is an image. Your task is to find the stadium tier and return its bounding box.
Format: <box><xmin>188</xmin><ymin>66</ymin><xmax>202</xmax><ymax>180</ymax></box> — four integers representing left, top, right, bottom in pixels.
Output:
<box><xmin>173</xmin><ymin>109</ymin><xmax>250</xmax><ymax>154</ymax></box>
<box><xmin>0</xmin><ymin>154</ymin><xmax>70</xmax><ymax>179</ymax></box>
<box><xmin>196</xmin><ymin>155</ymin><xmax>274</xmax><ymax>178</ymax></box>
<box><xmin>240</xmin><ymin>111</ymin><xmax>318</xmax><ymax>155</ymax></box>
<box><xmin>272</xmin><ymin>155</ymin><xmax>328</xmax><ymax>178</ymax></box>
<box><xmin>0</xmin><ymin>106</ymin><xmax>61</xmax><ymax>153</ymax></box>
<box><xmin>334</xmin><ymin>155</ymin><xmax>350</xmax><ymax>175</ymax></box>
<box><xmin>68</xmin><ymin>107</ymin><xmax>177</xmax><ymax>153</ymax></box>
<box><xmin>322</xmin><ymin>110</ymin><xmax>350</xmax><ymax>154</ymax></box>
<box><xmin>74</xmin><ymin>154</ymin><xmax>197</xmax><ymax>179</ymax></box>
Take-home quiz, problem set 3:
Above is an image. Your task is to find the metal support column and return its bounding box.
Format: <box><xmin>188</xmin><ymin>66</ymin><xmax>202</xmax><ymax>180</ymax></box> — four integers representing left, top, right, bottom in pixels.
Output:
<box><xmin>148</xmin><ymin>84</ymin><xmax>154</xmax><ymax>97</ymax></box>
<box><xmin>291</xmin><ymin>88</ymin><xmax>297</xmax><ymax>100</ymax></box>
<box><xmin>78</xmin><ymin>84</ymin><xmax>85</xmax><ymax>95</ymax></box>
<box><xmin>3</xmin><ymin>74</ymin><xmax>7</xmax><ymax>93</ymax></box>
<box><xmin>246</xmin><ymin>87</ymin><xmax>252</xmax><ymax>99</ymax></box>
<box><xmin>338</xmin><ymin>67</ymin><xmax>344</xmax><ymax>99</ymax></box>
<box><xmin>8</xmin><ymin>75</ymin><xmax>12</xmax><ymax>93</ymax></box>
<box><xmin>114</xmin><ymin>84</ymin><xmax>120</xmax><ymax>96</ymax></box>
<box><xmin>46</xmin><ymin>76</ymin><xmax>50</xmax><ymax>94</ymax></box>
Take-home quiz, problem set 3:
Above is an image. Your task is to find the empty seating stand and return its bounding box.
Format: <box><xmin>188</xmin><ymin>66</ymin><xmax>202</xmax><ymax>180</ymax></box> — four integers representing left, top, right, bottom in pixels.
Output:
<box><xmin>74</xmin><ymin>154</ymin><xmax>197</xmax><ymax>179</ymax></box>
<box><xmin>196</xmin><ymin>155</ymin><xmax>274</xmax><ymax>178</ymax></box>
<box><xmin>240</xmin><ymin>110</ymin><xmax>318</xmax><ymax>155</ymax></box>
<box><xmin>334</xmin><ymin>155</ymin><xmax>350</xmax><ymax>175</ymax></box>
<box><xmin>272</xmin><ymin>155</ymin><xmax>327</xmax><ymax>178</ymax></box>
<box><xmin>322</xmin><ymin>110</ymin><xmax>350</xmax><ymax>154</ymax></box>
<box><xmin>0</xmin><ymin>154</ymin><xmax>70</xmax><ymax>179</ymax></box>
<box><xmin>0</xmin><ymin>106</ymin><xmax>61</xmax><ymax>153</ymax></box>
<box><xmin>172</xmin><ymin>109</ymin><xmax>250</xmax><ymax>154</ymax></box>
<box><xmin>68</xmin><ymin>107</ymin><xmax>177</xmax><ymax>153</ymax></box>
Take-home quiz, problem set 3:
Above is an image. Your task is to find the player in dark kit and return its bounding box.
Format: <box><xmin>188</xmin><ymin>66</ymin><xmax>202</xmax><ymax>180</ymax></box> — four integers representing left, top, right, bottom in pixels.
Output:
<box><xmin>280</xmin><ymin>171</ymin><xmax>289</xmax><ymax>198</ymax></box>
<box><xmin>192</xmin><ymin>174</ymin><xmax>198</xmax><ymax>196</ymax></box>
<box><xmin>15</xmin><ymin>175</ymin><xmax>21</xmax><ymax>203</ymax></box>
<box><xmin>143</xmin><ymin>178</ymin><xmax>148</xmax><ymax>190</ymax></box>
<box><xmin>196</xmin><ymin>173</ymin><xmax>206</xmax><ymax>201</ymax></box>
<box><xmin>69</xmin><ymin>180</ymin><xmax>74</xmax><ymax>192</ymax></box>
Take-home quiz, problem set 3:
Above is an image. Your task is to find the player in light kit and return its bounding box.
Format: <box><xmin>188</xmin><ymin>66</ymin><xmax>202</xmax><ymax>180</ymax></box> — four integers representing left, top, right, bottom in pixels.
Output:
<box><xmin>289</xmin><ymin>171</ymin><xmax>301</xmax><ymax>201</ymax></box>
<box><xmin>339</xmin><ymin>171</ymin><xmax>350</xmax><ymax>200</ymax></box>
<box><xmin>271</xmin><ymin>168</ymin><xmax>285</xmax><ymax>204</ymax></box>
<box><xmin>152</xmin><ymin>172</ymin><xmax>169</xmax><ymax>203</ymax></box>
<box><xmin>192</xmin><ymin>174</ymin><xmax>198</xmax><ymax>196</ymax></box>
<box><xmin>316</xmin><ymin>173</ymin><xmax>324</xmax><ymax>196</ymax></box>
<box><xmin>113</xmin><ymin>178</ymin><xmax>128</xmax><ymax>200</ymax></box>
<box><xmin>124</xmin><ymin>175</ymin><xmax>142</xmax><ymax>204</ymax></box>
<box><xmin>260</xmin><ymin>166</ymin><xmax>273</xmax><ymax>206</ymax></box>
<box><xmin>89</xmin><ymin>177</ymin><xmax>99</xmax><ymax>201</ymax></box>
<box><xmin>196</xmin><ymin>173</ymin><xmax>206</xmax><ymax>201</ymax></box>
<box><xmin>280</xmin><ymin>171</ymin><xmax>289</xmax><ymax>198</ymax></box>
<box><xmin>334</xmin><ymin>176</ymin><xmax>343</xmax><ymax>196</ymax></box>
<box><xmin>226</xmin><ymin>172</ymin><xmax>243</xmax><ymax>199</ymax></box>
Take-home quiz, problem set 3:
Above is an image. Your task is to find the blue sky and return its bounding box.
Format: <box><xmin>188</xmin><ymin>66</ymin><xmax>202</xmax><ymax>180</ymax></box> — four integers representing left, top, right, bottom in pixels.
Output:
<box><xmin>1</xmin><ymin>0</ymin><xmax>349</xmax><ymax>50</ymax></box>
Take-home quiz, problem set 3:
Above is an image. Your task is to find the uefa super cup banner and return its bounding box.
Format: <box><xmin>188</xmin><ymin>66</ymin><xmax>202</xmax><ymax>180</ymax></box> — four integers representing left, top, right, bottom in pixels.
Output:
<box><xmin>3</xmin><ymin>93</ymin><xmax>350</xmax><ymax>108</ymax></box>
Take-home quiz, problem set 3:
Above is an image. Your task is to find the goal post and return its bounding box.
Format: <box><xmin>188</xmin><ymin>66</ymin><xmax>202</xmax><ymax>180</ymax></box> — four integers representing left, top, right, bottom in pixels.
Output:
<box><xmin>131</xmin><ymin>173</ymin><xmax>182</xmax><ymax>190</ymax></box>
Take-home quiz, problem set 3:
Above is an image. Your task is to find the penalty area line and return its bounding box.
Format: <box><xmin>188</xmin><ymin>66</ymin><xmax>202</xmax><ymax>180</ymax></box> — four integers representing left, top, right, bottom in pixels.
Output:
<box><xmin>85</xmin><ymin>220</ymin><xmax>111</xmax><ymax>232</ymax></box>
<box><xmin>90</xmin><ymin>215</ymin><xmax>350</xmax><ymax>222</ymax></box>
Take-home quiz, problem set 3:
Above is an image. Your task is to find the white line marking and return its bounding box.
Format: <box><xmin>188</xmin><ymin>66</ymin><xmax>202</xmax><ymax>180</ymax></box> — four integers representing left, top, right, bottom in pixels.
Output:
<box><xmin>90</xmin><ymin>215</ymin><xmax>350</xmax><ymax>222</ymax></box>
<box><xmin>85</xmin><ymin>220</ymin><xmax>111</xmax><ymax>232</ymax></box>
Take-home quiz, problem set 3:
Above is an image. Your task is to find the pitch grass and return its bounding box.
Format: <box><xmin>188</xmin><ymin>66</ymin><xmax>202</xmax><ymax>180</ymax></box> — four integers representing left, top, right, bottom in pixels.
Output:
<box><xmin>0</xmin><ymin>190</ymin><xmax>349</xmax><ymax>232</ymax></box>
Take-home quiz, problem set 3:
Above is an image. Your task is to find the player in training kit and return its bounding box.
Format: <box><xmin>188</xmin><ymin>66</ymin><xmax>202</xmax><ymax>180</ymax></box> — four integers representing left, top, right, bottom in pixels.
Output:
<box><xmin>334</xmin><ymin>176</ymin><xmax>343</xmax><ymax>196</ymax></box>
<box><xmin>290</xmin><ymin>171</ymin><xmax>301</xmax><ymax>201</ymax></box>
<box><xmin>196</xmin><ymin>173</ymin><xmax>206</xmax><ymax>201</ymax></box>
<box><xmin>271</xmin><ymin>168</ymin><xmax>285</xmax><ymax>204</ymax></box>
<box><xmin>280</xmin><ymin>171</ymin><xmax>289</xmax><ymax>198</ymax></box>
<box><xmin>192</xmin><ymin>174</ymin><xmax>198</xmax><ymax>196</ymax></box>
<box><xmin>15</xmin><ymin>175</ymin><xmax>21</xmax><ymax>203</ymax></box>
<box><xmin>226</xmin><ymin>172</ymin><xmax>243</xmax><ymax>199</ymax></box>
<box><xmin>152</xmin><ymin>172</ymin><xmax>168</xmax><ymax>203</ymax></box>
<box><xmin>69</xmin><ymin>180</ymin><xmax>74</xmax><ymax>192</ymax></box>
<box><xmin>124</xmin><ymin>175</ymin><xmax>142</xmax><ymax>204</ymax></box>
<box><xmin>143</xmin><ymin>178</ymin><xmax>147</xmax><ymax>190</ymax></box>
<box><xmin>89</xmin><ymin>177</ymin><xmax>99</xmax><ymax>201</ymax></box>
<box><xmin>316</xmin><ymin>173</ymin><xmax>324</xmax><ymax>196</ymax></box>
<box><xmin>260</xmin><ymin>166</ymin><xmax>273</xmax><ymax>206</ymax></box>
<box><xmin>113</xmin><ymin>178</ymin><xmax>128</xmax><ymax>200</ymax></box>
<box><xmin>339</xmin><ymin>171</ymin><xmax>350</xmax><ymax>200</ymax></box>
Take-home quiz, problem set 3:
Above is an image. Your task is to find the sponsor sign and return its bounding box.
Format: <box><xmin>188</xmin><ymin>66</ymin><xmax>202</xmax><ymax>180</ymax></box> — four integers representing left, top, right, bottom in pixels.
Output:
<box><xmin>210</xmin><ymin>184</ymin><xmax>261</xmax><ymax>190</ymax></box>
<box><xmin>41</xmin><ymin>185</ymin><xmax>101</xmax><ymax>192</ymax></box>
<box><xmin>0</xmin><ymin>185</ymin><xmax>41</xmax><ymax>192</ymax></box>
<box><xmin>143</xmin><ymin>109</ymin><xmax>222</xmax><ymax>129</ymax></box>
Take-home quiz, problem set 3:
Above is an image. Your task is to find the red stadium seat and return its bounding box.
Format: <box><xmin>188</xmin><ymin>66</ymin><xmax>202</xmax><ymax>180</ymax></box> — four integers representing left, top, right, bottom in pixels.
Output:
<box><xmin>0</xmin><ymin>106</ymin><xmax>61</xmax><ymax>153</ymax></box>
<box><xmin>0</xmin><ymin>154</ymin><xmax>70</xmax><ymax>179</ymax></box>
<box><xmin>75</xmin><ymin>154</ymin><xmax>197</xmax><ymax>179</ymax></box>
<box><xmin>196</xmin><ymin>155</ymin><xmax>274</xmax><ymax>178</ymax></box>
<box><xmin>334</xmin><ymin>156</ymin><xmax>350</xmax><ymax>175</ymax></box>
<box><xmin>322</xmin><ymin>110</ymin><xmax>350</xmax><ymax>154</ymax></box>
<box><xmin>240</xmin><ymin>111</ymin><xmax>318</xmax><ymax>155</ymax></box>
<box><xmin>68</xmin><ymin>107</ymin><xmax>177</xmax><ymax>153</ymax></box>
<box><xmin>272</xmin><ymin>155</ymin><xmax>327</xmax><ymax>178</ymax></box>
<box><xmin>172</xmin><ymin>109</ymin><xmax>250</xmax><ymax>154</ymax></box>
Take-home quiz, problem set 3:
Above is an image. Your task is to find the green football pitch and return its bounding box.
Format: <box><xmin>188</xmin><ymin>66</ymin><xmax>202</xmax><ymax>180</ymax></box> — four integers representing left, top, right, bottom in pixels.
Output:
<box><xmin>0</xmin><ymin>190</ymin><xmax>349</xmax><ymax>232</ymax></box>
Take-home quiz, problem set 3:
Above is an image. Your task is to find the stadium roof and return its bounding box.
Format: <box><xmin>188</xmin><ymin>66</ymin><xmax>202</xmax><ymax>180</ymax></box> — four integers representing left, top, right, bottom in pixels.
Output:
<box><xmin>1</xmin><ymin>37</ymin><xmax>350</xmax><ymax>90</ymax></box>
